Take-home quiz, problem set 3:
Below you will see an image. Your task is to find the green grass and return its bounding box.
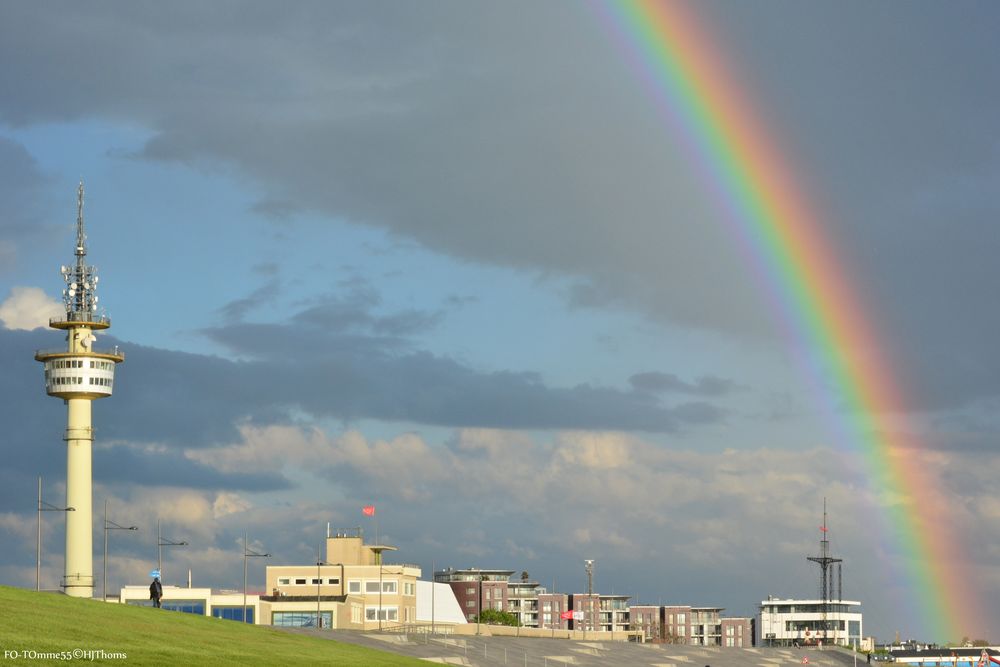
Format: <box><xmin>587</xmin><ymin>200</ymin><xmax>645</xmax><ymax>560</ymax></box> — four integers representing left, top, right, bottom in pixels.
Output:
<box><xmin>0</xmin><ymin>585</ymin><xmax>427</xmax><ymax>665</ymax></box>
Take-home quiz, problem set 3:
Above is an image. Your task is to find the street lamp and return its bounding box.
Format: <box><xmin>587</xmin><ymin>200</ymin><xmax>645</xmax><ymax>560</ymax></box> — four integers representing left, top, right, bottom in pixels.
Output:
<box><xmin>477</xmin><ymin>571</ymin><xmax>487</xmax><ymax>636</ymax></box>
<box><xmin>243</xmin><ymin>530</ymin><xmax>270</xmax><ymax>624</ymax></box>
<box><xmin>36</xmin><ymin>476</ymin><xmax>75</xmax><ymax>591</ymax></box>
<box><xmin>316</xmin><ymin>555</ymin><xmax>332</xmax><ymax>629</ymax></box>
<box><xmin>102</xmin><ymin>498</ymin><xmax>137</xmax><ymax>601</ymax></box>
<box><xmin>584</xmin><ymin>560</ymin><xmax>594</xmax><ymax>634</ymax></box>
<box><xmin>156</xmin><ymin>519</ymin><xmax>188</xmax><ymax>581</ymax></box>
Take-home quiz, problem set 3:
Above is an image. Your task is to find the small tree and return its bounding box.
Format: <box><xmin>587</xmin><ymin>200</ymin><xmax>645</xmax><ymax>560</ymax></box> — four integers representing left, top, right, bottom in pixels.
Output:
<box><xmin>521</xmin><ymin>571</ymin><xmax>530</xmax><ymax>582</ymax></box>
<box><xmin>474</xmin><ymin>608</ymin><xmax>521</xmax><ymax>627</ymax></box>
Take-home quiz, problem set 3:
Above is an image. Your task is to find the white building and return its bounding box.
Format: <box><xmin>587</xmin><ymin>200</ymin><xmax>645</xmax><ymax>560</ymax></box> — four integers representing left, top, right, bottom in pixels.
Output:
<box><xmin>416</xmin><ymin>581</ymin><xmax>468</xmax><ymax>628</ymax></box>
<box><xmin>758</xmin><ymin>597</ymin><xmax>863</xmax><ymax>647</ymax></box>
<box><xmin>120</xmin><ymin>585</ymin><xmax>262</xmax><ymax>623</ymax></box>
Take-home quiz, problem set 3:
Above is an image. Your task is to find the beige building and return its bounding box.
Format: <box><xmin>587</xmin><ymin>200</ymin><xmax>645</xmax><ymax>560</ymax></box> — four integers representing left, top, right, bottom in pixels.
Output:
<box><xmin>262</xmin><ymin>529</ymin><xmax>421</xmax><ymax>630</ymax></box>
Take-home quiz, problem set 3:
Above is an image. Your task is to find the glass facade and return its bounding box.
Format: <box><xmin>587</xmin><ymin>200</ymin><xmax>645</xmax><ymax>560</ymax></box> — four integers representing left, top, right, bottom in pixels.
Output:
<box><xmin>161</xmin><ymin>600</ymin><xmax>205</xmax><ymax>615</ymax></box>
<box><xmin>272</xmin><ymin>611</ymin><xmax>332</xmax><ymax>627</ymax></box>
<box><xmin>212</xmin><ymin>606</ymin><xmax>253</xmax><ymax>623</ymax></box>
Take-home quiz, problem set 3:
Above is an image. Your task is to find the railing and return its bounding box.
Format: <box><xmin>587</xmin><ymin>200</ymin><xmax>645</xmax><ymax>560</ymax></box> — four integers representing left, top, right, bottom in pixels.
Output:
<box><xmin>49</xmin><ymin>314</ymin><xmax>111</xmax><ymax>327</ymax></box>
<box><xmin>35</xmin><ymin>347</ymin><xmax>125</xmax><ymax>360</ymax></box>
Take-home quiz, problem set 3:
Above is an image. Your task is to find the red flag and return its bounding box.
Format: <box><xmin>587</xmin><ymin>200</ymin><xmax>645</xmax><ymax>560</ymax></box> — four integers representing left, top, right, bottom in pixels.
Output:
<box><xmin>819</xmin><ymin>526</ymin><xmax>828</xmax><ymax>532</ymax></box>
<box><xmin>559</xmin><ymin>610</ymin><xmax>573</xmax><ymax>620</ymax></box>
<box><xmin>362</xmin><ymin>505</ymin><xmax>375</xmax><ymax>516</ymax></box>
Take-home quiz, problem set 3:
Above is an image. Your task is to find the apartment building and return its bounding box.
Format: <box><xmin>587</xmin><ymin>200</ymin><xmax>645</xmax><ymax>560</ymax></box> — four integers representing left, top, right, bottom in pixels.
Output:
<box><xmin>434</xmin><ymin>568</ymin><xmax>515</xmax><ymax>623</ymax></box>
<box><xmin>434</xmin><ymin>567</ymin><xmax>631</xmax><ymax>632</ymax></box>
<box><xmin>538</xmin><ymin>592</ymin><xmax>570</xmax><ymax>630</ymax></box>
<box><xmin>630</xmin><ymin>603</ymin><xmax>754</xmax><ymax>646</ymax></box>
<box><xmin>721</xmin><ymin>616</ymin><xmax>753</xmax><ymax>647</ymax></box>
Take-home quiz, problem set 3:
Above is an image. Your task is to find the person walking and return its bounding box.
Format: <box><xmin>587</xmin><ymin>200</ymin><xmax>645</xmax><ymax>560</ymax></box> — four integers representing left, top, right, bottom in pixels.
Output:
<box><xmin>149</xmin><ymin>576</ymin><xmax>163</xmax><ymax>608</ymax></box>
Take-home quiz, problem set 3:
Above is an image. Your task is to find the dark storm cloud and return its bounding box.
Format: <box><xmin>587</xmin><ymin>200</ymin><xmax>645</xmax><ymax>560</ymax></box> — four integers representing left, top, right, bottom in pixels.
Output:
<box><xmin>1</xmin><ymin>305</ymin><xmax>727</xmax><ymax>466</ymax></box>
<box><xmin>95</xmin><ymin>444</ymin><xmax>291</xmax><ymax>492</ymax></box>
<box><xmin>0</xmin><ymin>330</ymin><xmax>293</xmax><ymax>493</ymax></box>
<box><xmin>0</xmin><ymin>1</ymin><xmax>770</xmax><ymax>335</ymax></box>
<box><xmin>0</xmin><ymin>136</ymin><xmax>56</xmax><ymax>270</ymax></box>
<box><xmin>629</xmin><ymin>372</ymin><xmax>736</xmax><ymax>397</ymax></box>
<box><xmin>3</xmin><ymin>2</ymin><xmax>1000</xmax><ymax>411</ymax></box>
<box><xmin>198</xmin><ymin>307</ymin><xmax>723</xmax><ymax>433</ymax></box>
<box><xmin>288</xmin><ymin>283</ymin><xmax>443</xmax><ymax>337</ymax></box>
<box><xmin>216</xmin><ymin>279</ymin><xmax>281</xmax><ymax>324</ymax></box>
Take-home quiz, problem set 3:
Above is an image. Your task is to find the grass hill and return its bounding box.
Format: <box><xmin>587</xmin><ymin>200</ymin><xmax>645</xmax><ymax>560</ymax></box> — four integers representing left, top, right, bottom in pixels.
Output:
<box><xmin>0</xmin><ymin>585</ymin><xmax>426</xmax><ymax>665</ymax></box>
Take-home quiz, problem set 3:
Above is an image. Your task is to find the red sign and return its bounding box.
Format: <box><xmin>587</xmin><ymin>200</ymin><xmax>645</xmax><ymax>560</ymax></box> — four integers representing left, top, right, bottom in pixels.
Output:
<box><xmin>362</xmin><ymin>505</ymin><xmax>375</xmax><ymax>516</ymax></box>
<box><xmin>559</xmin><ymin>610</ymin><xmax>573</xmax><ymax>620</ymax></box>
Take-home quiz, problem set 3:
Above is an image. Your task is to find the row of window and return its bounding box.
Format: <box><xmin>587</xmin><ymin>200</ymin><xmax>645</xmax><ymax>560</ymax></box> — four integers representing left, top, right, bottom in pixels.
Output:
<box><xmin>49</xmin><ymin>359</ymin><xmax>114</xmax><ymax>370</ymax></box>
<box><xmin>47</xmin><ymin>376</ymin><xmax>113</xmax><ymax>388</ymax></box>
<box><xmin>277</xmin><ymin>577</ymin><xmax>340</xmax><ymax>586</ymax></box>
<box><xmin>364</xmin><ymin>606</ymin><xmax>398</xmax><ymax>622</ymax></box>
<box><xmin>349</xmin><ymin>580</ymin><xmax>398</xmax><ymax>595</ymax></box>
<box><xmin>275</xmin><ymin>576</ymin><xmax>415</xmax><ymax>596</ymax></box>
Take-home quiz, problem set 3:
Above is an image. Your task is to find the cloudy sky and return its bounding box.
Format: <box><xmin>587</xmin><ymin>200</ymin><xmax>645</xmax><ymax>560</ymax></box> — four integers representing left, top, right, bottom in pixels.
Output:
<box><xmin>2</xmin><ymin>1</ymin><xmax>999</xmax><ymax>642</ymax></box>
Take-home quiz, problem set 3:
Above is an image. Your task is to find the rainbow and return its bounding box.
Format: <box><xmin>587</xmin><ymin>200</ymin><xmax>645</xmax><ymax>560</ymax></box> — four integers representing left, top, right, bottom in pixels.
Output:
<box><xmin>596</xmin><ymin>0</ymin><xmax>979</xmax><ymax>641</ymax></box>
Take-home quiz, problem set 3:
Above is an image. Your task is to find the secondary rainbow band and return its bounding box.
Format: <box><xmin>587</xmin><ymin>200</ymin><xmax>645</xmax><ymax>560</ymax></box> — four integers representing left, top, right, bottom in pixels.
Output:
<box><xmin>598</xmin><ymin>0</ymin><xmax>977</xmax><ymax>640</ymax></box>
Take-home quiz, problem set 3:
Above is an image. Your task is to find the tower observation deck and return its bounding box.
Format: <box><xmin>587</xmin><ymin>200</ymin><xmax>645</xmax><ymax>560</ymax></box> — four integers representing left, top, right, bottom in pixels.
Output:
<box><xmin>35</xmin><ymin>182</ymin><xmax>124</xmax><ymax>597</ymax></box>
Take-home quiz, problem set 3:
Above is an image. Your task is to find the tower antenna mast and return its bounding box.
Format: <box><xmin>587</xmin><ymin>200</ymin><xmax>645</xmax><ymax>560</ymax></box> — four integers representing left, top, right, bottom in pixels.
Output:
<box><xmin>806</xmin><ymin>498</ymin><xmax>842</xmax><ymax>645</ymax></box>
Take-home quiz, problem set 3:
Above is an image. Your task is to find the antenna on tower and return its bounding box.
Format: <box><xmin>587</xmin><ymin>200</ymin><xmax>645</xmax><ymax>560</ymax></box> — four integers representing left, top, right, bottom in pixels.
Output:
<box><xmin>76</xmin><ymin>180</ymin><xmax>87</xmax><ymax>259</ymax></box>
<box><xmin>807</xmin><ymin>498</ymin><xmax>843</xmax><ymax>645</ymax></box>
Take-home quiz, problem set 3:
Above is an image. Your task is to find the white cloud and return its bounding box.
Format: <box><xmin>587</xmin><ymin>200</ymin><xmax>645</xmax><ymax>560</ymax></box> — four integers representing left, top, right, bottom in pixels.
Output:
<box><xmin>213</xmin><ymin>492</ymin><xmax>251</xmax><ymax>519</ymax></box>
<box><xmin>0</xmin><ymin>286</ymin><xmax>61</xmax><ymax>330</ymax></box>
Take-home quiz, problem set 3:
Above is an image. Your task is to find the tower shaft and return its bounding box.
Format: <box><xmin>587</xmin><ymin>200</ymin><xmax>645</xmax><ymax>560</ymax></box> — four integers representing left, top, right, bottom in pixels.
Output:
<box><xmin>64</xmin><ymin>398</ymin><xmax>93</xmax><ymax>596</ymax></box>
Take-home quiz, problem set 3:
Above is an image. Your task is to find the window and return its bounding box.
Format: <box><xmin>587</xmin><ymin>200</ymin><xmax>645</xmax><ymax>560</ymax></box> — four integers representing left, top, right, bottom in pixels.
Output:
<box><xmin>212</xmin><ymin>607</ymin><xmax>253</xmax><ymax>623</ymax></box>
<box><xmin>294</xmin><ymin>578</ymin><xmax>307</xmax><ymax>585</ymax></box>
<box><xmin>365</xmin><ymin>607</ymin><xmax>398</xmax><ymax>621</ymax></box>
<box><xmin>348</xmin><ymin>580</ymin><xmax>361</xmax><ymax>594</ymax></box>
<box><xmin>466</xmin><ymin>587</ymin><xmax>475</xmax><ymax>595</ymax></box>
<box><xmin>327</xmin><ymin>578</ymin><xmax>340</xmax><ymax>585</ymax></box>
<box><xmin>160</xmin><ymin>600</ymin><xmax>205</xmax><ymax>615</ymax></box>
<box><xmin>273</xmin><ymin>611</ymin><xmax>330</xmax><ymax>628</ymax></box>
<box><xmin>466</xmin><ymin>600</ymin><xmax>475</xmax><ymax>608</ymax></box>
<box><xmin>382</xmin><ymin>581</ymin><xmax>397</xmax><ymax>594</ymax></box>
<box><xmin>277</xmin><ymin>578</ymin><xmax>290</xmax><ymax>585</ymax></box>
<box><xmin>365</xmin><ymin>581</ymin><xmax>381</xmax><ymax>593</ymax></box>
<box><xmin>311</xmin><ymin>578</ymin><xmax>321</xmax><ymax>585</ymax></box>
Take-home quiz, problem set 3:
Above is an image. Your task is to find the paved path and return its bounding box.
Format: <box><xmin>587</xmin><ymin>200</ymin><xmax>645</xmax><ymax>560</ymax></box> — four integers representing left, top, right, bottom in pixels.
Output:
<box><xmin>282</xmin><ymin>629</ymin><xmax>865</xmax><ymax>667</ymax></box>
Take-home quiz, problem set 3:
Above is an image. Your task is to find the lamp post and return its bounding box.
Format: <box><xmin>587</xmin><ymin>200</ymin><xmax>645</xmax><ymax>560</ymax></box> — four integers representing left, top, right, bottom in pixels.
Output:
<box><xmin>156</xmin><ymin>519</ymin><xmax>188</xmax><ymax>582</ymax></box>
<box><xmin>369</xmin><ymin>545</ymin><xmax>392</xmax><ymax>631</ymax></box>
<box><xmin>242</xmin><ymin>530</ymin><xmax>269</xmax><ymax>624</ymax></box>
<box><xmin>584</xmin><ymin>559</ymin><xmax>594</xmax><ymax>636</ymax></box>
<box><xmin>316</xmin><ymin>555</ymin><xmax>332</xmax><ymax>629</ymax></box>
<box><xmin>102</xmin><ymin>498</ymin><xmax>137</xmax><ymax>601</ymax></box>
<box><xmin>477</xmin><ymin>571</ymin><xmax>486</xmax><ymax>636</ymax></box>
<box><xmin>36</xmin><ymin>476</ymin><xmax>75</xmax><ymax>591</ymax></box>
